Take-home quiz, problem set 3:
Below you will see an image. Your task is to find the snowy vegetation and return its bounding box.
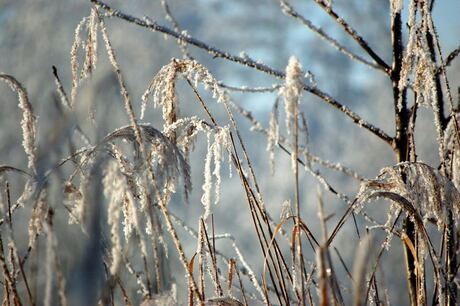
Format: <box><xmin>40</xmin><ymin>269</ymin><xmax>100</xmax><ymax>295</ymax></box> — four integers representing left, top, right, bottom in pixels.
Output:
<box><xmin>0</xmin><ymin>0</ymin><xmax>459</xmax><ymax>305</ymax></box>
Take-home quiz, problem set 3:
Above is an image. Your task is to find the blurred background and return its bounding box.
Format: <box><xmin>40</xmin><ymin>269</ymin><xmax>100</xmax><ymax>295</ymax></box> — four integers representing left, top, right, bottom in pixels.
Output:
<box><xmin>1</xmin><ymin>0</ymin><xmax>459</xmax><ymax>304</ymax></box>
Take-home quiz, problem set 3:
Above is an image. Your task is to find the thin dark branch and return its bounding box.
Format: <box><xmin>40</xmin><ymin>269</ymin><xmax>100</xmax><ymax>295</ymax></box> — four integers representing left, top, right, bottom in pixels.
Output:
<box><xmin>333</xmin><ymin>247</ymin><xmax>353</xmax><ymax>281</ymax></box>
<box><xmin>90</xmin><ymin>0</ymin><xmax>393</xmax><ymax>145</ymax></box>
<box><xmin>445</xmin><ymin>45</ymin><xmax>460</xmax><ymax>67</ymax></box>
<box><xmin>92</xmin><ymin>0</ymin><xmax>282</xmax><ymax>77</ymax></box>
<box><xmin>280</xmin><ymin>0</ymin><xmax>386</xmax><ymax>72</ymax></box>
<box><xmin>307</xmin><ymin>86</ymin><xmax>392</xmax><ymax>144</ymax></box>
<box><xmin>436</xmin><ymin>45</ymin><xmax>460</xmax><ymax>75</ymax></box>
<box><xmin>312</xmin><ymin>0</ymin><xmax>391</xmax><ymax>73</ymax></box>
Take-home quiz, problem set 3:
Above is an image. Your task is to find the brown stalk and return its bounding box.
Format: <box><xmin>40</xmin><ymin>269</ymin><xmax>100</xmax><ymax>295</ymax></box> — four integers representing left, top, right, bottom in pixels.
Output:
<box><xmin>318</xmin><ymin>246</ymin><xmax>329</xmax><ymax>306</ymax></box>
<box><xmin>115</xmin><ymin>276</ymin><xmax>133</xmax><ymax>306</ymax></box>
<box><xmin>5</xmin><ymin>185</ymin><xmax>34</xmax><ymax>306</ymax></box>
<box><xmin>234</xmin><ymin>264</ymin><xmax>249</xmax><ymax>306</ymax></box>
<box><xmin>225</xmin><ymin>127</ymin><xmax>292</xmax><ymax>304</ymax></box>
<box><xmin>200</xmin><ymin>218</ymin><xmax>223</xmax><ymax>296</ymax></box>
<box><xmin>227</xmin><ymin>258</ymin><xmax>235</xmax><ymax>295</ymax></box>
<box><xmin>188</xmin><ymin>75</ymin><xmax>292</xmax><ymax>303</ymax></box>
<box><xmin>388</xmin><ymin>5</ymin><xmax>418</xmax><ymax>304</ymax></box>
<box><xmin>0</xmin><ymin>236</ymin><xmax>22</xmax><ymax>306</ymax></box>
<box><xmin>229</xmin><ymin>134</ymin><xmax>281</xmax><ymax>305</ymax></box>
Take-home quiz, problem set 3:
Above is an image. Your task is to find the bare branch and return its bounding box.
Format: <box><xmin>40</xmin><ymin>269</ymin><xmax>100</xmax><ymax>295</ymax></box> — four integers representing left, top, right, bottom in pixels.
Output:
<box><xmin>91</xmin><ymin>0</ymin><xmax>282</xmax><ymax>78</ymax></box>
<box><xmin>305</xmin><ymin>85</ymin><xmax>393</xmax><ymax>144</ymax></box>
<box><xmin>445</xmin><ymin>45</ymin><xmax>460</xmax><ymax>67</ymax></box>
<box><xmin>218</xmin><ymin>83</ymin><xmax>282</xmax><ymax>93</ymax></box>
<box><xmin>436</xmin><ymin>45</ymin><xmax>460</xmax><ymax>74</ymax></box>
<box><xmin>280</xmin><ymin>0</ymin><xmax>386</xmax><ymax>72</ymax></box>
<box><xmin>312</xmin><ymin>0</ymin><xmax>391</xmax><ymax>73</ymax></box>
<box><xmin>90</xmin><ymin>0</ymin><xmax>393</xmax><ymax>145</ymax></box>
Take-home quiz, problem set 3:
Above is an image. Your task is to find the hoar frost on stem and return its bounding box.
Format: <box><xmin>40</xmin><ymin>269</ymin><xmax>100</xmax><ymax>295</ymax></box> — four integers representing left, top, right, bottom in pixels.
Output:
<box><xmin>398</xmin><ymin>0</ymin><xmax>444</xmax><ymax>161</ymax></box>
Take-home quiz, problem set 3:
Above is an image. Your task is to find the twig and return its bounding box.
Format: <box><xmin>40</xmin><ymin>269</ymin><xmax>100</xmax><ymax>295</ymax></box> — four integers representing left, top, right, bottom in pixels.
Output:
<box><xmin>218</xmin><ymin>83</ymin><xmax>282</xmax><ymax>93</ymax></box>
<box><xmin>436</xmin><ymin>45</ymin><xmax>460</xmax><ymax>74</ymax></box>
<box><xmin>229</xmin><ymin>98</ymin><xmax>366</xmax><ymax>181</ymax></box>
<box><xmin>312</xmin><ymin>0</ymin><xmax>390</xmax><ymax>73</ymax></box>
<box><xmin>90</xmin><ymin>0</ymin><xmax>393</xmax><ymax>145</ymax></box>
<box><xmin>280</xmin><ymin>0</ymin><xmax>385</xmax><ymax>72</ymax></box>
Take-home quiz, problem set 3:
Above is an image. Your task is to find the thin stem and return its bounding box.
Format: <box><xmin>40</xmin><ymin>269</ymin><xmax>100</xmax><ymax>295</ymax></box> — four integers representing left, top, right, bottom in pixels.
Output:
<box><xmin>292</xmin><ymin>81</ymin><xmax>305</xmax><ymax>305</ymax></box>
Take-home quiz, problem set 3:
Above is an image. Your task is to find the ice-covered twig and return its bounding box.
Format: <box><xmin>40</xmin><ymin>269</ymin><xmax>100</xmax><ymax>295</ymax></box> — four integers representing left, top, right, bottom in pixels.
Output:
<box><xmin>90</xmin><ymin>0</ymin><xmax>393</xmax><ymax>145</ymax></box>
<box><xmin>218</xmin><ymin>83</ymin><xmax>282</xmax><ymax>93</ymax></box>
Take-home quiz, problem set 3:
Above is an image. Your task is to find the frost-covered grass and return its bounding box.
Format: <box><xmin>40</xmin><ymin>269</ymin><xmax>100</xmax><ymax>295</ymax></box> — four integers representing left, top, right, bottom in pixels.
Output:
<box><xmin>1</xmin><ymin>0</ymin><xmax>459</xmax><ymax>305</ymax></box>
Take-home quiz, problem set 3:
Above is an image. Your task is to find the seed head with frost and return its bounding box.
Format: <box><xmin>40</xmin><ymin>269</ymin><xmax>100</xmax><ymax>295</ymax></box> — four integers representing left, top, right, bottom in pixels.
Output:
<box><xmin>282</xmin><ymin>56</ymin><xmax>303</xmax><ymax>136</ymax></box>
<box><xmin>103</xmin><ymin>160</ymin><xmax>124</xmax><ymax>275</ymax></box>
<box><xmin>0</xmin><ymin>74</ymin><xmax>37</xmax><ymax>176</ymax></box>
<box><xmin>142</xmin><ymin>59</ymin><xmax>234</xmax><ymax>126</ymax></box>
<box><xmin>267</xmin><ymin>98</ymin><xmax>280</xmax><ymax>173</ymax></box>
<box><xmin>357</xmin><ymin>162</ymin><xmax>460</xmax><ymax>230</ymax></box>
<box><xmin>70</xmin><ymin>9</ymin><xmax>99</xmax><ymax>106</ymax></box>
